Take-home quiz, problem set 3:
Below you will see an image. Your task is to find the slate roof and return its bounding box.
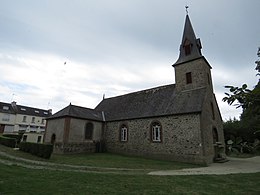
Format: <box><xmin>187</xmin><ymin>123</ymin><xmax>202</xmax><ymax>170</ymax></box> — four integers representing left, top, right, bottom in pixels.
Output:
<box><xmin>0</xmin><ymin>101</ymin><xmax>51</xmax><ymax>117</ymax></box>
<box><xmin>48</xmin><ymin>104</ymin><xmax>103</xmax><ymax>121</ymax></box>
<box><xmin>95</xmin><ymin>84</ymin><xmax>206</xmax><ymax>121</ymax></box>
<box><xmin>174</xmin><ymin>14</ymin><xmax>203</xmax><ymax>66</ymax></box>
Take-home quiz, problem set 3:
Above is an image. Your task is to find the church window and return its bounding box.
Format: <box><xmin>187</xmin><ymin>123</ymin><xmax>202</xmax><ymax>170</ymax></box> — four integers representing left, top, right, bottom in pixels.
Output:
<box><xmin>51</xmin><ymin>133</ymin><xmax>56</xmax><ymax>144</ymax></box>
<box><xmin>151</xmin><ymin>122</ymin><xmax>162</xmax><ymax>142</ymax></box>
<box><xmin>211</xmin><ymin>102</ymin><xmax>215</xmax><ymax>120</ymax></box>
<box><xmin>120</xmin><ymin>124</ymin><xmax>128</xmax><ymax>142</ymax></box>
<box><xmin>186</xmin><ymin>72</ymin><xmax>192</xmax><ymax>84</ymax></box>
<box><xmin>183</xmin><ymin>39</ymin><xmax>192</xmax><ymax>55</ymax></box>
<box><xmin>207</xmin><ymin>73</ymin><xmax>211</xmax><ymax>85</ymax></box>
<box><xmin>85</xmin><ymin>122</ymin><xmax>93</xmax><ymax>140</ymax></box>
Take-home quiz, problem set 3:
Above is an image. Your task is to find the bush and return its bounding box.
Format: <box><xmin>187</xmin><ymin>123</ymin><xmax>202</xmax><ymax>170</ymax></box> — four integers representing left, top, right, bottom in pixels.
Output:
<box><xmin>3</xmin><ymin>134</ymin><xmax>23</xmax><ymax>144</ymax></box>
<box><xmin>19</xmin><ymin>142</ymin><xmax>53</xmax><ymax>159</ymax></box>
<box><xmin>0</xmin><ymin>136</ymin><xmax>16</xmax><ymax>148</ymax></box>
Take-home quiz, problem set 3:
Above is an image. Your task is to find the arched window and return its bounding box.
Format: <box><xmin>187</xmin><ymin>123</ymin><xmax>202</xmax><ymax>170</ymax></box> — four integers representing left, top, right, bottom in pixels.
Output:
<box><xmin>85</xmin><ymin>122</ymin><xmax>93</xmax><ymax>140</ymax></box>
<box><xmin>51</xmin><ymin>133</ymin><xmax>56</xmax><ymax>144</ymax></box>
<box><xmin>151</xmin><ymin>122</ymin><xmax>162</xmax><ymax>142</ymax></box>
<box><xmin>183</xmin><ymin>39</ymin><xmax>192</xmax><ymax>56</ymax></box>
<box><xmin>120</xmin><ymin>124</ymin><xmax>128</xmax><ymax>142</ymax></box>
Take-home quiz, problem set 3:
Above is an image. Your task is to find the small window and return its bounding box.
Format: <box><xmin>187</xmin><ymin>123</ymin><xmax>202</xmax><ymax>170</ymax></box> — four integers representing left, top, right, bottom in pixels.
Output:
<box><xmin>44</xmin><ymin>112</ymin><xmax>48</xmax><ymax>115</ymax></box>
<box><xmin>2</xmin><ymin>114</ymin><xmax>10</xmax><ymax>121</ymax></box>
<box><xmin>207</xmin><ymin>73</ymin><xmax>211</xmax><ymax>85</ymax></box>
<box><xmin>151</xmin><ymin>122</ymin><xmax>162</xmax><ymax>142</ymax></box>
<box><xmin>35</xmin><ymin>110</ymin><xmax>39</xmax><ymax>113</ymax></box>
<box><xmin>211</xmin><ymin>102</ymin><xmax>215</xmax><ymax>120</ymax></box>
<box><xmin>22</xmin><ymin>135</ymin><xmax>27</xmax><ymax>142</ymax></box>
<box><xmin>51</xmin><ymin>134</ymin><xmax>56</xmax><ymax>144</ymax></box>
<box><xmin>31</xmin><ymin>117</ymin><xmax>35</xmax><ymax>123</ymax></box>
<box><xmin>85</xmin><ymin>122</ymin><xmax>93</xmax><ymax>140</ymax></box>
<box><xmin>23</xmin><ymin>116</ymin><xmax>27</xmax><ymax>122</ymax></box>
<box><xmin>21</xmin><ymin>108</ymin><xmax>26</xmax><ymax>111</ymax></box>
<box><xmin>186</xmin><ymin>72</ymin><xmax>192</xmax><ymax>84</ymax></box>
<box><xmin>37</xmin><ymin>136</ymin><xmax>42</xmax><ymax>143</ymax></box>
<box><xmin>3</xmin><ymin>106</ymin><xmax>9</xmax><ymax>110</ymax></box>
<box><xmin>183</xmin><ymin>39</ymin><xmax>192</xmax><ymax>55</ymax></box>
<box><xmin>120</xmin><ymin>125</ymin><xmax>128</xmax><ymax>142</ymax></box>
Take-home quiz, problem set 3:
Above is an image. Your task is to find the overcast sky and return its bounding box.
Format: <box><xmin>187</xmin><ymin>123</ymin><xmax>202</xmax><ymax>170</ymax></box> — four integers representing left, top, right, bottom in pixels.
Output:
<box><xmin>0</xmin><ymin>0</ymin><xmax>259</xmax><ymax>120</ymax></box>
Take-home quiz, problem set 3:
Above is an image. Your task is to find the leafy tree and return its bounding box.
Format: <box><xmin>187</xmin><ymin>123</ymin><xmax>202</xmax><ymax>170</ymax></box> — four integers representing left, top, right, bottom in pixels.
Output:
<box><xmin>223</xmin><ymin>48</ymin><xmax>260</xmax><ymax>143</ymax></box>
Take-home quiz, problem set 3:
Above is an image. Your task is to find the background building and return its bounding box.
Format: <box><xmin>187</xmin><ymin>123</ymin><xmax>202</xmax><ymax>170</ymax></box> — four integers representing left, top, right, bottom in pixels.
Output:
<box><xmin>0</xmin><ymin>101</ymin><xmax>52</xmax><ymax>143</ymax></box>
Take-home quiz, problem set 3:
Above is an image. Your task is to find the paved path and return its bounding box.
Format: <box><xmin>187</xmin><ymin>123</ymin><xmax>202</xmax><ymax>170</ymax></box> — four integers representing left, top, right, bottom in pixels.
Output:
<box><xmin>148</xmin><ymin>156</ymin><xmax>260</xmax><ymax>175</ymax></box>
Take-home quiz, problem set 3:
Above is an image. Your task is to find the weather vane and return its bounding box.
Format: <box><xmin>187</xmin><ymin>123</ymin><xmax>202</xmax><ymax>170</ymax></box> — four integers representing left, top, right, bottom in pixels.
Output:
<box><xmin>185</xmin><ymin>5</ymin><xmax>189</xmax><ymax>15</ymax></box>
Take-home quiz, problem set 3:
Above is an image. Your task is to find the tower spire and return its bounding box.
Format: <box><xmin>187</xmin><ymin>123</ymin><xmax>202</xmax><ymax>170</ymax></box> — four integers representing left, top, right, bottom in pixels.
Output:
<box><xmin>173</xmin><ymin>12</ymin><xmax>203</xmax><ymax>66</ymax></box>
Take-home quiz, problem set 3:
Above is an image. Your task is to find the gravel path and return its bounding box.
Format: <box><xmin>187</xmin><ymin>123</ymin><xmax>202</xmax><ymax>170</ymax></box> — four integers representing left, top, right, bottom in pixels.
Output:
<box><xmin>148</xmin><ymin>156</ymin><xmax>260</xmax><ymax>175</ymax></box>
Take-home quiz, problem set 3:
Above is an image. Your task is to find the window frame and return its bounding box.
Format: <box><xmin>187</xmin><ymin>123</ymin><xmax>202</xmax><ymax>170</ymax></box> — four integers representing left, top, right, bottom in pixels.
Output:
<box><xmin>85</xmin><ymin>122</ymin><xmax>94</xmax><ymax>140</ymax></box>
<box><xmin>120</xmin><ymin>124</ymin><xmax>128</xmax><ymax>142</ymax></box>
<box><xmin>151</xmin><ymin>121</ymin><xmax>162</xmax><ymax>143</ymax></box>
<box><xmin>186</xmin><ymin>72</ymin><xmax>192</xmax><ymax>84</ymax></box>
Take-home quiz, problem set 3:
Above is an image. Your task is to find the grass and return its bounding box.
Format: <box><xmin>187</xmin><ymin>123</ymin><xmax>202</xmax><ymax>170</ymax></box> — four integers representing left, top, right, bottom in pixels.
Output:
<box><xmin>1</xmin><ymin>144</ymin><xmax>260</xmax><ymax>194</ymax></box>
<box><xmin>1</xmin><ymin>164</ymin><xmax>260</xmax><ymax>194</ymax></box>
<box><xmin>0</xmin><ymin>144</ymin><xmax>199</xmax><ymax>170</ymax></box>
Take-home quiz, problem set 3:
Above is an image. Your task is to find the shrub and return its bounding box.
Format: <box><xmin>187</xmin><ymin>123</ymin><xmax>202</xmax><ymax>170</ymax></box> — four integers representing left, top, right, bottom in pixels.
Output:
<box><xmin>19</xmin><ymin>142</ymin><xmax>53</xmax><ymax>159</ymax></box>
<box><xmin>3</xmin><ymin>134</ymin><xmax>22</xmax><ymax>144</ymax></box>
<box><xmin>0</xmin><ymin>135</ymin><xmax>16</xmax><ymax>148</ymax></box>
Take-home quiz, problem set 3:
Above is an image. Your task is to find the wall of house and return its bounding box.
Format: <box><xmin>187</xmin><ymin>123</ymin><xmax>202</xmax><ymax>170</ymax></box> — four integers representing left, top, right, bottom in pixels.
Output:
<box><xmin>45</xmin><ymin>117</ymin><xmax>103</xmax><ymax>154</ymax></box>
<box><xmin>105</xmin><ymin>114</ymin><xmax>207</xmax><ymax>164</ymax></box>
<box><xmin>22</xmin><ymin>132</ymin><xmax>44</xmax><ymax>143</ymax></box>
<box><xmin>69</xmin><ymin>118</ymin><xmax>103</xmax><ymax>142</ymax></box>
<box><xmin>44</xmin><ymin>118</ymin><xmax>65</xmax><ymax>143</ymax></box>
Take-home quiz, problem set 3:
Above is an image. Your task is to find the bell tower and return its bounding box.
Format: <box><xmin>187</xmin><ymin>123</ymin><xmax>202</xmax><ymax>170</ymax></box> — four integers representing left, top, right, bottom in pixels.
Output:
<box><xmin>173</xmin><ymin>12</ymin><xmax>213</xmax><ymax>93</ymax></box>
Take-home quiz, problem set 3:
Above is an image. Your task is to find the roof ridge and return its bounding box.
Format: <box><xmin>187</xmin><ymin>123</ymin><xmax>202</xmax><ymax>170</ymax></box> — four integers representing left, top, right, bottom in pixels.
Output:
<box><xmin>102</xmin><ymin>83</ymin><xmax>175</xmax><ymax>101</ymax></box>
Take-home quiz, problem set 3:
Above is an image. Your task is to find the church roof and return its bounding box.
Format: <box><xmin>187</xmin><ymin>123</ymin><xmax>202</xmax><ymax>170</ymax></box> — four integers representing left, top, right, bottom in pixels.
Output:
<box><xmin>173</xmin><ymin>14</ymin><xmax>203</xmax><ymax>66</ymax></box>
<box><xmin>95</xmin><ymin>84</ymin><xmax>206</xmax><ymax>121</ymax></box>
<box><xmin>48</xmin><ymin>104</ymin><xmax>103</xmax><ymax>121</ymax></box>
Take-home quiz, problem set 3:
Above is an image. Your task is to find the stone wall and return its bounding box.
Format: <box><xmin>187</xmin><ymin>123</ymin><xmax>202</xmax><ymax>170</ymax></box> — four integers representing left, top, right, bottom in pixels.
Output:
<box><xmin>53</xmin><ymin>142</ymin><xmax>96</xmax><ymax>154</ymax></box>
<box><xmin>174</xmin><ymin>58</ymin><xmax>213</xmax><ymax>92</ymax></box>
<box><xmin>104</xmin><ymin>114</ymin><xmax>207</xmax><ymax>164</ymax></box>
<box><xmin>44</xmin><ymin>118</ymin><xmax>65</xmax><ymax>143</ymax></box>
<box><xmin>69</xmin><ymin>118</ymin><xmax>103</xmax><ymax>142</ymax></box>
<box><xmin>200</xmin><ymin>90</ymin><xmax>225</xmax><ymax>163</ymax></box>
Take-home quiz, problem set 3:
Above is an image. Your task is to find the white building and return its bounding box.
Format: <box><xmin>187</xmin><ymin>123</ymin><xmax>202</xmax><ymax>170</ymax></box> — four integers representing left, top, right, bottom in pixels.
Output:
<box><xmin>0</xmin><ymin>101</ymin><xmax>52</xmax><ymax>143</ymax></box>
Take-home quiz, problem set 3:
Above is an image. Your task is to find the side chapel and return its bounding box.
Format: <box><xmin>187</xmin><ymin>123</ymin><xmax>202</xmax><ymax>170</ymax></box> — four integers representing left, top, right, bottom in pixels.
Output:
<box><xmin>44</xmin><ymin>13</ymin><xmax>226</xmax><ymax>164</ymax></box>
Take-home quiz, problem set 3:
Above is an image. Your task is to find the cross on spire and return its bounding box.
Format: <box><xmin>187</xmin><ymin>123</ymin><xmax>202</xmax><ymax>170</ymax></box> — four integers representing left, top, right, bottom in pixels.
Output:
<box><xmin>185</xmin><ymin>5</ymin><xmax>189</xmax><ymax>15</ymax></box>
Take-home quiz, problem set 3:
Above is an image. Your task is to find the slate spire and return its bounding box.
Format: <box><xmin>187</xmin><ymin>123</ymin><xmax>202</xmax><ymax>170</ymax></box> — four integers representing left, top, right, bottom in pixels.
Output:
<box><xmin>174</xmin><ymin>13</ymin><xmax>202</xmax><ymax>65</ymax></box>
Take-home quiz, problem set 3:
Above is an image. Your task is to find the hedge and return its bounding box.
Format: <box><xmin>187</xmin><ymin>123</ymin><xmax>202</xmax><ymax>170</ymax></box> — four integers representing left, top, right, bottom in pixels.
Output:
<box><xmin>3</xmin><ymin>134</ymin><xmax>22</xmax><ymax>144</ymax></box>
<box><xmin>19</xmin><ymin>142</ymin><xmax>53</xmax><ymax>159</ymax></box>
<box><xmin>0</xmin><ymin>136</ymin><xmax>16</xmax><ymax>148</ymax></box>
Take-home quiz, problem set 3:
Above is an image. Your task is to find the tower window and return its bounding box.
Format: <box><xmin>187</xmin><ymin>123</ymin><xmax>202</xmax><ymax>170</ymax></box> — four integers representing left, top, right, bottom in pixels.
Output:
<box><xmin>183</xmin><ymin>39</ymin><xmax>192</xmax><ymax>55</ymax></box>
<box><xmin>186</xmin><ymin>72</ymin><xmax>192</xmax><ymax>84</ymax></box>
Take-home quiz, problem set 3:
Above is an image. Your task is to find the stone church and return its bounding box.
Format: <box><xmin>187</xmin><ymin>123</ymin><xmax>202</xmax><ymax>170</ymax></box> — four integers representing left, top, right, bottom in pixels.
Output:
<box><xmin>44</xmin><ymin>14</ymin><xmax>226</xmax><ymax>164</ymax></box>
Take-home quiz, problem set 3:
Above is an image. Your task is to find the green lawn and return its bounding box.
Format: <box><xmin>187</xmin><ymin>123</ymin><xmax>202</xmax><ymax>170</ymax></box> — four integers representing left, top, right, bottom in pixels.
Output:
<box><xmin>1</xmin><ymin>164</ymin><xmax>260</xmax><ymax>194</ymax></box>
<box><xmin>1</xmin><ymin>144</ymin><xmax>260</xmax><ymax>194</ymax></box>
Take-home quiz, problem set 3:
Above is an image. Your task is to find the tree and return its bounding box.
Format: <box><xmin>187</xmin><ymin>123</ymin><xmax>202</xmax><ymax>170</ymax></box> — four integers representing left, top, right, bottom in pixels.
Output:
<box><xmin>223</xmin><ymin>48</ymin><xmax>260</xmax><ymax>142</ymax></box>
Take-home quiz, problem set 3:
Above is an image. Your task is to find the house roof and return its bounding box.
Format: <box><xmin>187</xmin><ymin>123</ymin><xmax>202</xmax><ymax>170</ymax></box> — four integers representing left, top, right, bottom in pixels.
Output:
<box><xmin>48</xmin><ymin>103</ymin><xmax>103</xmax><ymax>121</ymax></box>
<box><xmin>0</xmin><ymin>101</ymin><xmax>52</xmax><ymax>117</ymax></box>
<box><xmin>95</xmin><ymin>84</ymin><xmax>206</xmax><ymax>121</ymax></box>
